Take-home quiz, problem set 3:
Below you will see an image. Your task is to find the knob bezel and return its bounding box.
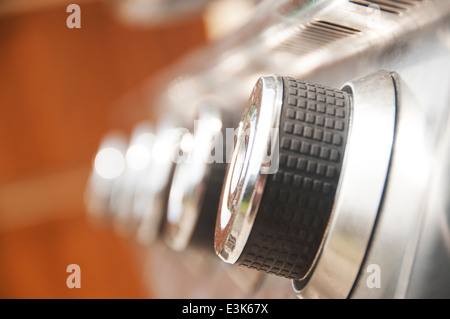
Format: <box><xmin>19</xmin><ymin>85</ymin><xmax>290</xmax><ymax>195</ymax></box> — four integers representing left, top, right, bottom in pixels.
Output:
<box><xmin>215</xmin><ymin>74</ymin><xmax>284</xmax><ymax>263</ymax></box>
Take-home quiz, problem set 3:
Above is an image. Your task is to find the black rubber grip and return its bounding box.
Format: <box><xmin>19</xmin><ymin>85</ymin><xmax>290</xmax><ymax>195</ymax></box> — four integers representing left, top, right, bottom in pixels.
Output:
<box><xmin>236</xmin><ymin>77</ymin><xmax>351</xmax><ymax>280</ymax></box>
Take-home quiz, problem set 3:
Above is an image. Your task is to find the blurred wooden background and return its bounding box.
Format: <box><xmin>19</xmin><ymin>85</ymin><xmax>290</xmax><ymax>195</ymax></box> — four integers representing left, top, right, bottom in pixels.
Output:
<box><xmin>0</xmin><ymin>0</ymin><xmax>207</xmax><ymax>298</ymax></box>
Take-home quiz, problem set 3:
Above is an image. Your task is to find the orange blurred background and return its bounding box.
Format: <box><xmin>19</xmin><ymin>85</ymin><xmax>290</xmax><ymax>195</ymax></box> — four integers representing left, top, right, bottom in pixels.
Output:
<box><xmin>0</xmin><ymin>0</ymin><xmax>208</xmax><ymax>298</ymax></box>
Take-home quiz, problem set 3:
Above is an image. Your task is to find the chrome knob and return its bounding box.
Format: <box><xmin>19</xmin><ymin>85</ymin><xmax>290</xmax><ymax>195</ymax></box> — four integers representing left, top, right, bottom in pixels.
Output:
<box><xmin>215</xmin><ymin>75</ymin><xmax>351</xmax><ymax>281</ymax></box>
<box><xmin>164</xmin><ymin>105</ymin><xmax>236</xmax><ymax>252</ymax></box>
<box><xmin>85</xmin><ymin>121</ymin><xmax>184</xmax><ymax>245</ymax></box>
<box><xmin>134</xmin><ymin>122</ymin><xmax>184</xmax><ymax>245</ymax></box>
<box><xmin>110</xmin><ymin>122</ymin><xmax>155</xmax><ymax>234</ymax></box>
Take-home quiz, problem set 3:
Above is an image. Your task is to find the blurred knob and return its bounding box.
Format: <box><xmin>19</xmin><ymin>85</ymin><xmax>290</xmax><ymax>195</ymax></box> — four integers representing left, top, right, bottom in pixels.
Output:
<box><xmin>110</xmin><ymin>122</ymin><xmax>155</xmax><ymax>234</ymax></box>
<box><xmin>85</xmin><ymin>131</ymin><xmax>128</xmax><ymax>221</ymax></box>
<box><xmin>215</xmin><ymin>75</ymin><xmax>351</xmax><ymax>280</ymax></box>
<box><xmin>134</xmin><ymin>122</ymin><xmax>184</xmax><ymax>245</ymax></box>
<box><xmin>85</xmin><ymin>121</ymin><xmax>184</xmax><ymax>246</ymax></box>
<box><xmin>164</xmin><ymin>103</ymin><xmax>236</xmax><ymax>252</ymax></box>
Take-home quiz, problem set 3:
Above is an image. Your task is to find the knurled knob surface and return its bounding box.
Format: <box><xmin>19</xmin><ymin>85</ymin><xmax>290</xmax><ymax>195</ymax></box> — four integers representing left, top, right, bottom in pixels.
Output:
<box><xmin>215</xmin><ymin>75</ymin><xmax>351</xmax><ymax>281</ymax></box>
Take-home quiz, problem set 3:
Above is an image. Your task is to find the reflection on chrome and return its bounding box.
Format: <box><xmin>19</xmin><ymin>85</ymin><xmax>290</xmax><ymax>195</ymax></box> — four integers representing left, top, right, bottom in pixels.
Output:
<box><xmin>85</xmin><ymin>132</ymin><xmax>128</xmax><ymax>221</ymax></box>
<box><xmin>126</xmin><ymin>132</ymin><xmax>154</xmax><ymax>171</ymax></box>
<box><xmin>94</xmin><ymin>147</ymin><xmax>126</xmax><ymax>180</ymax></box>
